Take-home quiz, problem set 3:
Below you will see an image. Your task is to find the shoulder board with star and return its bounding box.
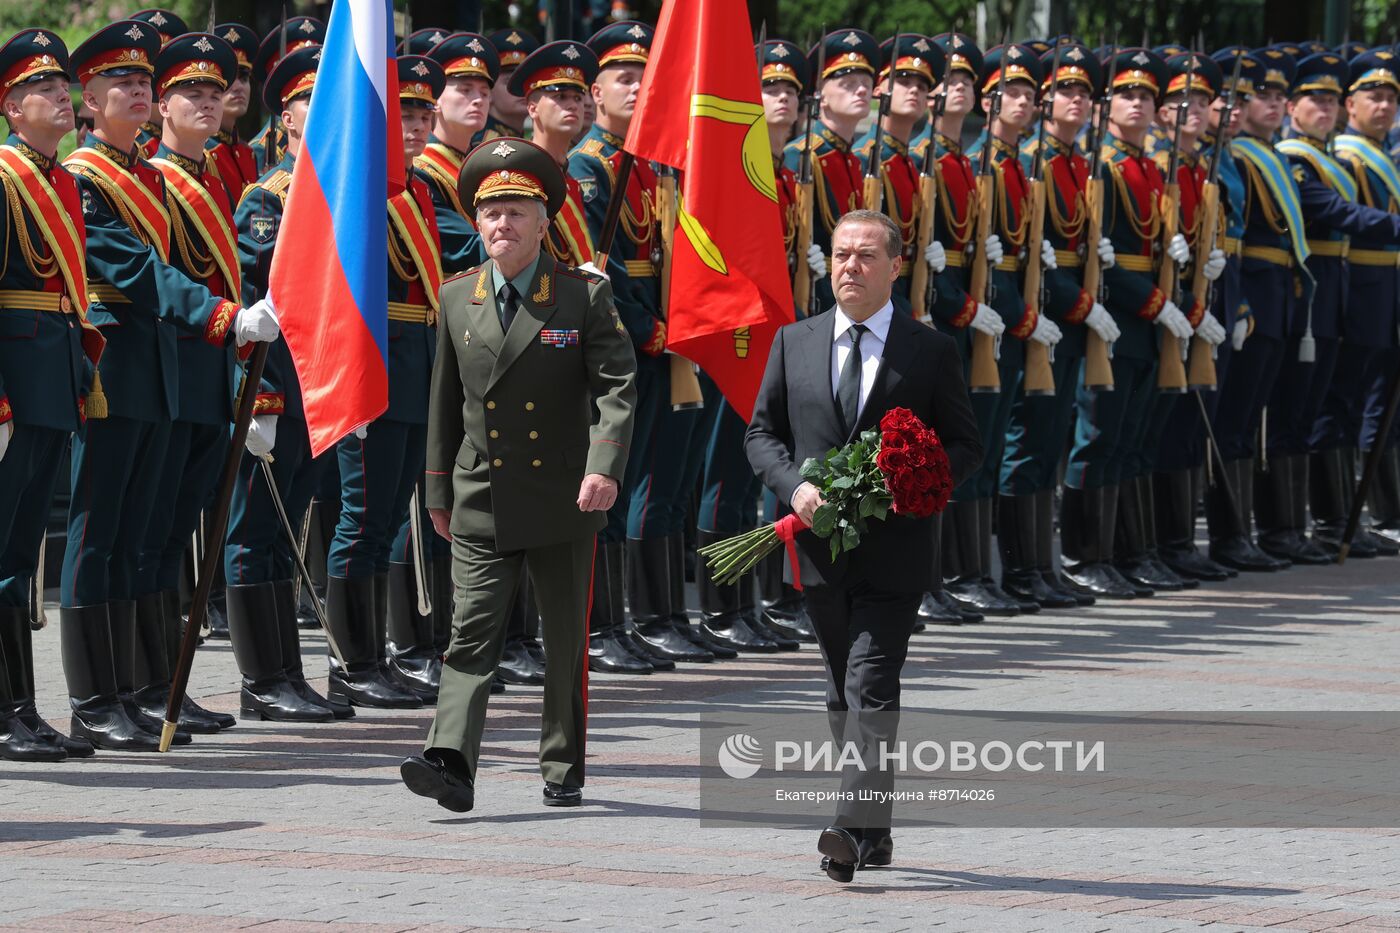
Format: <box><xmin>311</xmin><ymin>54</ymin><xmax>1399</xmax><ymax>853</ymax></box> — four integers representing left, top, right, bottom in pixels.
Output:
<box><xmin>558</xmin><ymin>264</ymin><xmax>603</xmax><ymax>284</ymax></box>
<box><xmin>444</xmin><ymin>264</ymin><xmax>482</xmax><ymax>285</ymax></box>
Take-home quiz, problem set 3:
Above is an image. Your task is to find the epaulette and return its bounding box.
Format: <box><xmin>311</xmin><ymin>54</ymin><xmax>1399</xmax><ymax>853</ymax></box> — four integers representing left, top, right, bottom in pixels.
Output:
<box><xmin>261</xmin><ymin>169</ymin><xmax>292</xmax><ymax>197</ymax></box>
<box><xmin>579</xmin><ymin>138</ymin><xmax>605</xmax><ymax>158</ymax></box>
<box><xmin>558</xmin><ymin>264</ymin><xmax>603</xmax><ymax>284</ymax></box>
<box><xmin>444</xmin><ymin>265</ymin><xmax>481</xmax><ymax>285</ymax></box>
<box><xmin>1151</xmin><ymin>150</ymin><xmax>1170</xmax><ymax>173</ymax></box>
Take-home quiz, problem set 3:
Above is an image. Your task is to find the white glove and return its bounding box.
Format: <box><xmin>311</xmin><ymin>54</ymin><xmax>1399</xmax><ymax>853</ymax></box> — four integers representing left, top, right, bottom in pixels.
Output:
<box><xmin>923</xmin><ymin>241</ymin><xmax>947</xmax><ymax>273</ymax></box>
<box><xmin>983</xmin><ymin>235</ymin><xmax>1004</xmax><ymax>266</ymax></box>
<box><xmin>1195</xmin><ymin>312</ymin><xmax>1226</xmax><ymax>347</ymax></box>
<box><xmin>0</xmin><ymin>421</ymin><xmax>11</xmax><ymax>462</ymax></box>
<box><xmin>1232</xmin><ymin>317</ymin><xmax>1250</xmax><ymax>351</ymax></box>
<box><xmin>970</xmin><ymin>303</ymin><xmax>1004</xmax><ymax>336</ymax></box>
<box><xmin>245</xmin><ymin>414</ymin><xmax>277</xmax><ymax>458</ymax></box>
<box><xmin>234</xmin><ymin>297</ymin><xmax>280</xmax><ymax>347</ymax></box>
<box><xmin>1097</xmin><ymin>236</ymin><xmax>1116</xmax><ymax>269</ymax></box>
<box><xmin>1040</xmin><ymin>238</ymin><xmax>1058</xmax><ymax>270</ymax></box>
<box><xmin>806</xmin><ymin>243</ymin><xmax>826</xmax><ymax>277</ymax></box>
<box><xmin>353</xmin><ymin>425</ymin><xmax>368</xmax><ymax>440</ymax></box>
<box><xmin>1155</xmin><ymin>300</ymin><xmax>1194</xmax><ymax>340</ymax></box>
<box><xmin>1167</xmin><ymin>233</ymin><xmax>1190</xmax><ymax>265</ymax></box>
<box><xmin>1029</xmin><ymin>314</ymin><xmax>1062</xmax><ymax>346</ymax></box>
<box><xmin>1085</xmin><ymin>303</ymin><xmax>1121</xmax><ymax>343</ymax></box>
<box><xmin>578</xmin><ymin>260</ymin><xmax>610</xmax><ymax>281</ymax></box>
<box><xmin>1202</xmin><ymin>248</ymin><xmax>1226</xmax><ymax>282</ymax></box>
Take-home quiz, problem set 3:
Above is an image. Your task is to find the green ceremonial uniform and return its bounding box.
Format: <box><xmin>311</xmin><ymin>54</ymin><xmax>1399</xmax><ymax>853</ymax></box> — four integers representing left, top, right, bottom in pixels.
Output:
<box><xmin>423</xmin><ymin>252</ymin><xmax>636</xmax><ymax>787</ymax></box>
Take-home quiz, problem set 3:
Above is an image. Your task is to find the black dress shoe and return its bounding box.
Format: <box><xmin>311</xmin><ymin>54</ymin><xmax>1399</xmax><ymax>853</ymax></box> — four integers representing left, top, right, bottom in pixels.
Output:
<box><xmin>1211</xmin><ymin>535</ymin><xmax>1290</xmax><ymax>572</ymax></box>
<box><xmin>1002</xmin><ymin>570</ymin><xmax>1078</xmax><ymax>610</ymax></box>
<box><xmin>490</xmin><ymin>673</ymin><xmax>507</xmax><ymax>694</ymax></box>
<box><xmin>1041</xmin><ymin>571</ymin><xmax>1095</xmax><ymax>606</ymax></box>
<box><xmin>817</xmin><ymin>826</ymin><xmax>860</xmax><ymax>883</ymax></box>
<box><xmin>745</xmin><ymin>613</ymin><xmax>802</xmax><ymax>650</ymax></box>
<box><xmin>543</xmin><ymin>781</ymin><xmax>582</xmax><ymax>807</ymax></box>
<box><xmin>944</xmin><ymin>578</ymin><xmax>1019</xmax><ymax>616</ymax></box>
<box><xmin>982</xmin><ymin>577</ymin><xmax>1040</xmax><ymax>613</ymax></box>
<box><xmin>1359</xmin><ymin>526</ymin><xmax>1399</xmax><ymax>556</ymax></box>
<box><xmin>400</xmin><ymin>755</ymin><xmax>474</xmax><ymax>812</ymax></box>
<box><xmin>677</xmin><ymin>619</ymin><xmax>738</xmax><ymax>658</ymax></box>
<box><xmin>1159</xmin><ymin>545</ymin><xmax>1231</xmax><ymax>582</ymax></box>
<box><xmin>498</xmin><ymin>639</ymin><xmax>547</xmax><ymax>684</ymax></box>
<box><xmin>621</xmin><ymin>631</ymin><xmax>676</xmax><ymax>671</ymax></box>
<box><xmin>702</xmin><ymin>613</ymin><xmax>781</xmax><ymax>652</ymax></box>
<box><xmin>633</xmin><ymin>620</ymin><xmax>714</xmax><ymax>662</ymax></box>
<box><xmin>762</xmin><ymin>602</ymin><xmax>817</xmax><ymax>642</ymax></box>
<box><xmin>917</xmin><ymin>591</ymin><xmax>963</xmax><ymax>625</ymax></box>
<box><xmin>858</xmin><ymin>834</ymin><xmax>893</xmax><ymax>868</ymax></box>
<box><xmin>588</xmin><ymin>633</ymin><xmax>652</xmax><ymax>674</ymax></box>
<box><xmin>1062</xmin><ymin>562</ymin><xmax>1137</xmax><ymax>599</ymax></box>
<box><xmin>1117</xmin><ymin>559</ymin><xmax>1181</xmax><ymax>592</ymax></box>
<box><xmin>1258</xmin><ymin>531</ymin><xmax>1333</xmax><ymax>566</ymax></box>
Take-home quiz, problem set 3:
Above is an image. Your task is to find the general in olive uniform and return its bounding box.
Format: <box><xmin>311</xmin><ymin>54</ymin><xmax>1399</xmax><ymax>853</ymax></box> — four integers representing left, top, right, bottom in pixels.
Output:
<box><xmin>401</xmin><ymin>138</ymin><xmax>636</xmax><ymax>812</ymax></box>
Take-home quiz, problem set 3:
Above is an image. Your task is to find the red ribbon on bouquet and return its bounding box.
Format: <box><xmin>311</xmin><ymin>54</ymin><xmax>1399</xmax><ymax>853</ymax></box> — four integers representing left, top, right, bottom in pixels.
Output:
<box><xmin>773</xmin><ymin>512</ymin><xmax>808</xmax><ymax>591</ymax></box>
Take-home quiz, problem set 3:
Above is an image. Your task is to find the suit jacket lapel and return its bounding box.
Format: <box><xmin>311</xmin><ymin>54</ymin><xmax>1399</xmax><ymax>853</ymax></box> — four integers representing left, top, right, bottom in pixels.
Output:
<box><xmin>852</xmin><ymin>311</ymin><xmax>914</xmax><ymax>438</ymax></box>
<box><xmin>466</xmin><ymin>261</ymin><xmax>503</xmax><ymax>357</ymax></box>
<box><xmin>487</xmin><ymin>253</ymin><xmax>559</xmax><ymax>391</ymax></box>
<box><xmin>804</xmin><ymin>309</ymin><xmax>846</xmax><ymax>445</ymax></box>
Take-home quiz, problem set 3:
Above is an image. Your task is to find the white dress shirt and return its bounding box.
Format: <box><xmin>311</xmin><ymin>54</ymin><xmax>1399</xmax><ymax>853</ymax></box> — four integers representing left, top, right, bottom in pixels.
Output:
<box><xmin>830</xmin><ymin>300</ymin><xmax>893</xmax><ymax>417</ymax></box>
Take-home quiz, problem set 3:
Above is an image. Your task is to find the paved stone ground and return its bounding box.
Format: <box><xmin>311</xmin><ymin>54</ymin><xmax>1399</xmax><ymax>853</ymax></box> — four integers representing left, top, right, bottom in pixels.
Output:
<box><xmin>4</xmin><ymin>555</ymin><xmax>1400</xmax><ymax>932</ymax></box>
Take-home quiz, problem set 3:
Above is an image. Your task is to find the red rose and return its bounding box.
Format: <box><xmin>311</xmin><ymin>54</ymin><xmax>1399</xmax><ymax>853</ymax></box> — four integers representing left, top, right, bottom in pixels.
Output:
<box><xmin>911</xmin><ymin>467</ymin><xmax>934</xmax><ymax>492</ymax></box>
<box><xmin>881</xmin><ymin>432</ymin><xmax>908</xmax><ymax>451</ymax></box>
<box><xmin>876</xmin><ymin>447</ymin><xmax>908</xmax><ymax>474</ymax></box>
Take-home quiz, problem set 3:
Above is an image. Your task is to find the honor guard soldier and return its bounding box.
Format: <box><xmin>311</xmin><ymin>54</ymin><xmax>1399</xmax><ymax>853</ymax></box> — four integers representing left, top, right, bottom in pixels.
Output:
<box><xmin>1275</xmin><ymin>53</ymin><xmax>1400</xmax><ymax>560</ymax></box>
<box><xmin>855</xmin><ymin>34</ymin><xmax>942</xmax><ymax>313</ymax></box>
<box><xmin>401</xmin><ymin>137</ymin><xmax>636</xmax><ymax>813</ymax></box>
<box><xmin>944</xmin><ymin>44</ymin><xmax>1060</xmax><ymax>616</ymax></box>
<box><xmin>914</xmin><ymin>33</ymin><xmax>1000</xmax><ymax>624</ymax></box>
<box><xmin>60</xmin><ymin>19</ymin><xmax>279</xmax><ymax>752</ymax></box>
<box><xmin>1060</xmin><ymin>48</ymin><xmax>1197</xmax><ymax>599</ymax></box>
<box><xmin>224</xmin><ymin>43</ymin><xmax>346</xmax><ymax>724</ymax></box>
<box><xmin>694</xmin><ymin>39</ymin><xmax>816</xmax><ymax>653</ymax></box>
<box><xmin>319</xmin><ymin>55</ymin><xmax>446</xmax><ymax>710</ymax></box>
<box><xmin>249</xmin><ymin>16</ymin><xmax>325</xmax><ymax>174</ymax></box>
<box><xmin>480</xmin><ymin>27</ymin><xmax>540</xmax><ymax>145</ymax></box>
<box><xmin>1311</xmin><ymin>49</ymin><xmax>1400</xmax><ymax>553</ymax></box>
<box><xmin>998</xmin><ymin>42</ymin><xmax>1120</xmax><ymax>609</ymax></box>
<box><xmin>205</xmin><ymin>23</ymin><xmax>259</xmax><ymax>204</ymax></box>
<box><xmin>1205</xmin><ymin>47</ymin><xmax>1306</xmax><ymax>571</ymax></box>
<box><xmin>129</xmin><ymin>8</ymin><xmax>187</xmax><ymax>158</ymax></box>
<box><xmin>418</xmin><ymin>32</ymin><xmax>496</xmax><ymax>272</ymax></box>
<box><xmin>570</xmin><ymin>21</ymin><xmax>720</xmax><ymax>671</ymax></box>
<box><xmin>132</xmin><ymin>31</ymin><xmax>244</xmax><ymax>736</ymax></box>
<box><xmin>399</xmin><ymin>26</ymin><xmax>451</xmax><ymax>56</ymax></box>
<box><xmin>782</xmin><ymin>29</ymin><xmax>877</xmax><ymax>311</ymax></box>
<box><xmin>0</xmin><ymin>29</ymin><xmax>105</xmax><ymax>762</ymax></box>
<box><xmin>1126</xmin><ymin>53</ymin><xmax>1228</xmax><ymax>592</ymax></box>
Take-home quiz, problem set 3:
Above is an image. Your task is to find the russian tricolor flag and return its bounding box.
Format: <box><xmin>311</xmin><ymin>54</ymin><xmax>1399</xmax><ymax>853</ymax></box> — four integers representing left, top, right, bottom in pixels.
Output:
<box><xmin>270</xmin><ymin>0</ymin><xmax>404</xmax><ymax>457</ymax></box>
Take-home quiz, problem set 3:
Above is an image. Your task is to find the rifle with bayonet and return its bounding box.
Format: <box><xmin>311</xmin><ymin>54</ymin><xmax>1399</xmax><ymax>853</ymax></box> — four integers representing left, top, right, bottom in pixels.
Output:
<box><xmin>862</xmin><ymin>27</ymin><xmax>898</xmax><ymax>213</ymax></box>
<box><xmin>1156</xmin><ymin>52</ymin><xmax>1196</xmax><ymax>394</ymax></box>
<box><xmin>967</xmin><ymin>40</ymin><xmax>1010</xmax><ymax>393</ymax></box>
<box><xmin>1021</xmin><ymin>43</ymin><xmax>1064</xmax><ymax>397</ymax></box>
<box><xmin>792</xmin><ymin>25</ymin><xmax>828</xmax><ymax>317</ymax></box>
<box><xmin>908</xmin><ymin>89</ymin><xmax>946</xmax><ymax>321</ymax></box>
<box><xmin>1081</xmin><ymin>37</ymin><xmax>1118</xmax><ymax>390</ymax></box>
<box><xmin>1187</xmin><ymin>49</ymin><xmax>1242</xmax><ymax>390</ymax></box>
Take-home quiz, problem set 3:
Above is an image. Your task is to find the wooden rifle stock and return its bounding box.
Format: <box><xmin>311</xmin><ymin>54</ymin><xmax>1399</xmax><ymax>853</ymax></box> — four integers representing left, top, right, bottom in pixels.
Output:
<box><xmin>1156</xmin><ymin>181</ymin><xmax>1188</xmax><ymax>393</ymax></box>
<box><xmin>968</xmin><ymin>172</ymin><xmax>999</xmax><ymax>392</ymax></box>
<box><xmin>657</xmin><ymin>172</ymin><xmax>703</xmax><ymax>410</ymax></box>
<box><xmin>1021</xmin><ymin>176</ymin><xmax>1055</xmax><ymax>396</ymax></box>
<box><xmin>908</xmin><ymin>168</ymin><xmax>937</xmax><ymax>320</ymax></box>
<box><xmin>1080</xmin><ymin>177</ymin><xmax>1115</xmax><ymax>389</ymax></box>
<box><xmin>1186</xmin><ymin>179</ymin><xmax>1221</xmax><ymax>389</ymax></box>
<box><xmin>792</xmin><ymin>179</ymin><xmax>814</xmax><ymax>313</ymax></box>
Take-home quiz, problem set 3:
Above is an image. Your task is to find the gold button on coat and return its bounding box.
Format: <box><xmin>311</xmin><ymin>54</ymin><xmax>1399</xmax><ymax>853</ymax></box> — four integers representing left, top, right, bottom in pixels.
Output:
<box><xmin>532</xmin><ymin>459</ymin><xmax>542</xmax><ymax>467</ymax></box>
<box><xmin>493</xmin><ymin>458</ymin><xmax>503</xmax><ymax>467</ymax></box>
<box><xmin>489</xmin><ymin>429</ymin><xmax>499</xmax><ymax>438</ymax></box>
<box><xmin>525</xmin><ymin>402</ymin><xmax>535</xmax><ymax>411</ymax></box>
<box><xmin>486</xmin><ymin>400</ymin><xmax>496</xmax><ymax>410</ymax></box>
<box><xmin>529</xmin><ymin>431</ymin><xmax>538</xmax><ymax>439</ymax></box>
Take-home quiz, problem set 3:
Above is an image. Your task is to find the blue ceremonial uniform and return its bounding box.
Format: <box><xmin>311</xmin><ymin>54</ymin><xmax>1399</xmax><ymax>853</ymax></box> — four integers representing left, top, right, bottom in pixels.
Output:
<box><xmin>413</xmin><ymin>137</ymin><xmax>482</xmax><ymax>274</ymax></box>
<box><xmin>783</xmin><ymin>119</ymin><xmax>866</xmax><ymax>311</ymax></box>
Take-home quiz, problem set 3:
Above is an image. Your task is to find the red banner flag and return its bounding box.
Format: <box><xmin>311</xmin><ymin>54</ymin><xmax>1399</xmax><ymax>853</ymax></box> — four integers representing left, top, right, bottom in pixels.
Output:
<box><xmin>624</xmin><ymin>0</ymin><xmax>795</xmax><ymax>421</ymax></box>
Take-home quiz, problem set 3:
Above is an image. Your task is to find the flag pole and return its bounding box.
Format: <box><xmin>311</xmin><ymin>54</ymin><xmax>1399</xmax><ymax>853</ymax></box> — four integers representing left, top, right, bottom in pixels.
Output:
<box><xmin>159</xmin><ymin>343</ymin><xmax>271</xmax><ymax>751</ymax></box>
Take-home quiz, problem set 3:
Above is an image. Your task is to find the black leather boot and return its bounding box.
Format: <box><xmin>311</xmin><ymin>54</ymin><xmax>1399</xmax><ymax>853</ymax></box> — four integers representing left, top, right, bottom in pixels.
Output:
<box><xmin>980</xmin><ymin>498</ymin><xmax>1038</xmax><ymax>613</ymax></box>
<box><xmin>131</xmin><ymin>592</ymin><xmax>224</xmax><ymax>733</ymax></box>
<box><xmin>160</xmin><ymin>589</ymin><xmax>236</xmax><ymax>730</ymax></box>
<box><xmin>757</xmin><ymin>549</ymin><xmax>817</xmax><ymax>642</ymax></box>
<box><xmin>1034</xmin><ymin>488</ymin><xmax>1091</xmax><ymax>606</ymax></box>
<box><xmin>1115</xmin><ymin>479</ymin><xmax>1179</xmax><ymax>592</ymax></box>
<box><xmin>324</xmin><ymin>575</ymin><xmax>422</xmax><ymax>708</ymax></box>
<box><xmin>2</xmin><ymin>605</ymin><xmax>92</xmax><ymax>757</ymax></box>
<box><xmin>1355</xmin><ymin>448</ymin><xmax>1400</xmax><ymax>555</ymax></box>
<box><xmin>228</xmin><ymin>582</ymin><xmax>334</xmax><ymax>721</ymax></box>
<box><xmin>943</xmin><ymin>499</ymin><xmax>1020</xmax><ymax>615</ymax></box>
<box><xmin>498</xmin><ymin>582</ymin><xmax>547</xmax><ymax>684</ymax></box>
<box><xmin>1155</xmin><ymin>470</ymin><xmax>1229</xmax><ymax>581</ymax></box>
<box><xmin>1310</xmin><ymin>448</ymin><xmax>1374</xmax><ymax>558</ymax></box>
<box><xmin>62</xmin><ymin>605</ymin><xmax>162</xmax><ymax>751</ymax></box>
<box><xmin>629</xmin><ymin>536</ymin><xmax>710</xmax><ymax>662</ymax></box>
<box><xmin>1061</xmin><ymin>486</ymin><xmax>1137</xmax><ymax>599</ymax></box>
<box><xmin>697</xmin><ymin>535</ymin><xmax>780</xmax><ymax>652</ymax></box>
<box><xmin>1209</xmin><ymin>458</ymin><xmax>1290</xmax><ymax>571</ymax></box>
<box><xmin>385</xmin><ymin>562</ymin><xmax>441</xmax><ymax>699</ymax></box>
<box><xmin>0</xmin><ymin>606</ymin><xmax>63</xmax><ymax>761</ymax></box>
<box><xmin>734</xmin><ymin>553</ymin><xmax>800</xmax><ymax>649</ymax></box>
<box><xmin>1370</xmin><ymin>445</ymin><xmax>1400</xmax><ymax>546</ymax></box>
<box><xmin>1000</xmin><ymin>494</ymin><xmax>1074</xmax><ymax>609</ymax></box>
<box><xmin>678</xmin><ymin>535</ymin><xmax>737</xmax><ymax>658</ymax></box>
<box><xmin>1138</xmin><ymin>475</ymin><xmax>1195</xmax><ymax>589</ymax></box>
<box><xmin>269</xmin><ymin>579</ymin><xmax>347</xmax><ymax>719</ymax></box>
<box><xmin>588</xmin><ymin>539</ymin><xmax>651</xmax><ymax>674</ymax></box>
<box><xmin>1256</xmin><ymin>455</ymin><xmax>1332</xmax><ymax>565</ymax></box>
<box><xmin>111</xmin><ymin>600</ymin><xmax>192</xmax><ymax>743</ymax></box>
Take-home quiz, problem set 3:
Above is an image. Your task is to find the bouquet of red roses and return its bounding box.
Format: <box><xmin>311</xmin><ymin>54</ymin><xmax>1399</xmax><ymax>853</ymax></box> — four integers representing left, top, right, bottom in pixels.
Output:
<box><xmin>699</xmin><ymin>407</ymin><xmax>954</xmax><ymax>587</ymax></box>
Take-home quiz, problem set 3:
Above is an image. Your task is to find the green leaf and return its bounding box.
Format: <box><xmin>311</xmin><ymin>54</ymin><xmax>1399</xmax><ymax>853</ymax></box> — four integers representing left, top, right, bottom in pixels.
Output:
<box><xmin>810</xmin><ymin>503</ymin><xmax>837</xmax><ymax>538</ymax></box>
<box><xmin>859</xmin><ymin>493</ymin><xmax>880</xmax><ymax>518</ymax></box>
<box><xmin>842</xmin><ymin>523</ymin><xmax>860</xmax><ymax>552</ymax></box>
<box><xmin>829</xmin><ymin>475</ymin><xmax>855</xmax><ymax>491</ymax></box>
<box><xmin>829</xmin><ymin>534</ymin><xmax>842</xmax><ymax>561</ymax></box>
<box><xmin>799</xmin><ymin>457</ymin><xmax>823</xmax><ymax>481</ymax></box>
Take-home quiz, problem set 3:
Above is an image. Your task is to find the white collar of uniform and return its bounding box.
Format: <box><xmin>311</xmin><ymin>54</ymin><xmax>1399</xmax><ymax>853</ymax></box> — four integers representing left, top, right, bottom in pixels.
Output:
<box><xmin>832</xmin><ymin>300</ymin><xmax>894</xmax><ymax>344</ymax></box>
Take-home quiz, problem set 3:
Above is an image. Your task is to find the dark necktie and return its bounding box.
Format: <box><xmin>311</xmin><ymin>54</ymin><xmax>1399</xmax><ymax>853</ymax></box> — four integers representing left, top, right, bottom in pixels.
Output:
<box><xmin>498</xmin><ymin>282</ymin><xmax>519</xmax><ymax>335</ymax></box>
<box><xmin>837</xmin><ymin>323</ymin><xmax>867</xmax><ymax>434</ymax></box>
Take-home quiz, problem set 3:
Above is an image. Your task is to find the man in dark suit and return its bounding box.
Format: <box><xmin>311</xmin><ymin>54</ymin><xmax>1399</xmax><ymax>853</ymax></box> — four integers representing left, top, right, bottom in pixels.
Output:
<box><xmin>745</xmin><ymin>209</ymin><xmax>983</xmax><ymax>883</ymax></box>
